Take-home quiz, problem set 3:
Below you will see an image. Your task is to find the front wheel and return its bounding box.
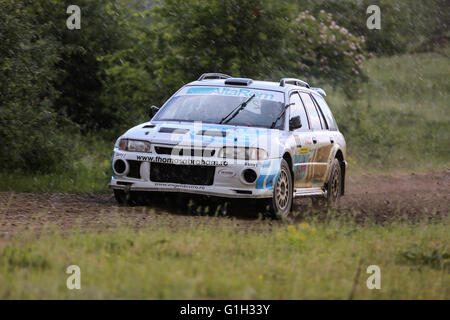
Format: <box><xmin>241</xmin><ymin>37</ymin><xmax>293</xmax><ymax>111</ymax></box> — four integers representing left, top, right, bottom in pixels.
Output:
<box><xmin>113</xmin><ymin>189</ymin><xmax>134</xmax><ymax>206</ymax></box>
<box><xmin>266</xmin><ymin>159</ymin><xmax>293</xmax><ymax>219</ymax></box>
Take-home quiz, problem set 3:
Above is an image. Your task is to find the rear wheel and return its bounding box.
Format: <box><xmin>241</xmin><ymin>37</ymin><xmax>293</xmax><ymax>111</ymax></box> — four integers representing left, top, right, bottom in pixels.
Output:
<box><xmin>266</xmin><ymin>159</ymin><xmax>293</xmax><ymax>219</ymax></box>
<box><xmin>313</xmin><ymin>158</ymin><xmax>342</xmax><ymax>210</ymax></box>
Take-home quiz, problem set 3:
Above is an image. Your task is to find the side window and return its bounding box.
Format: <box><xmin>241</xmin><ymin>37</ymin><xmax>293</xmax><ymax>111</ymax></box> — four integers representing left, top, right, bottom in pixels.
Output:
<box><xmin>314</xmin><ymin>99</ymin><xmax>328</xmax><ymax>130</ymax></box>
<box><xmin>299</xmin><ymin>92</ymin><xmax>321</xmax><ymax>130</ymax></box>
<box><xmin>289</xmin><ymin>92</ymin><xmax>309</xmax><ymax>131</ymax></box>
<box><xmin>313</xmin><ymin>94</ymin><xmax>338</xmax><ymax>131</ymax></box>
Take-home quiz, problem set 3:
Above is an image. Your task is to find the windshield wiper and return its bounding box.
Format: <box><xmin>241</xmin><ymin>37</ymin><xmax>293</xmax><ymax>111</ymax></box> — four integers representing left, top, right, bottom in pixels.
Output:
<box><xmin>270</xmin><ymin>103</ymin><xmax>294</xmax><ymax>129</ymax></box>
<box><xmin>220</xmin><ymin>94</ymin><xmax>256</xmax><ymax>124</ymax></box>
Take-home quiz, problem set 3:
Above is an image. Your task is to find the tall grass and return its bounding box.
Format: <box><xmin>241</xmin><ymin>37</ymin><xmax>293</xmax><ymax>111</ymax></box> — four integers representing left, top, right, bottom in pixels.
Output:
<box><xmin>0</xmin><ymin>216</ymin><xmax>448</xmax><ymax>299</ymax></box>
<box><xmin>0</xmin><ymin>136</ymin><xmax>113</xmax><ymax>193</ymax></box>
<box><xmin>327</xmin><ymin>49</ymin><xmax>450</xmax><ymax>174</ymax></box>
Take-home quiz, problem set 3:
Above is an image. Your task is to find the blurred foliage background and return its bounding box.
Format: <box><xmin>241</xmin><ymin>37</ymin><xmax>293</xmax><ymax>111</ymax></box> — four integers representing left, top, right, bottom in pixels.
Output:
<box><xmin>0</xmin><ymin>0</ymin><xmax>448</xmax><ymax>192</ymax></box>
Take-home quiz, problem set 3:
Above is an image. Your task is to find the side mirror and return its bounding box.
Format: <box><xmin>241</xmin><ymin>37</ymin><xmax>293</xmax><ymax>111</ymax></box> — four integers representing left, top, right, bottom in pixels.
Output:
<box><xmin>289</xmin><ymin>116</ymin><xmax>302</xmax><ymax>131</ymax></box>
<box><xmin>149</xmin><ymin>105</ymin><xmax>159</xmax><ymax>119</ymax></box>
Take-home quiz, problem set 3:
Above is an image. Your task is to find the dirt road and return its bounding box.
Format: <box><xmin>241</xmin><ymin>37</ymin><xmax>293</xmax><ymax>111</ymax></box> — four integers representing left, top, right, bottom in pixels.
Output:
<box><xmin>0</xmin><ymin>170</ymin><xmax>448</xmax><ymax>235</ymax></box>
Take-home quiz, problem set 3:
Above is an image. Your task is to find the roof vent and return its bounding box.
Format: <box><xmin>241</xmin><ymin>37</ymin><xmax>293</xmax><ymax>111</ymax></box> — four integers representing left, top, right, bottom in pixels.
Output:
<box><xmin>224</xmin><ymin>78</ymin><xmax>253</xmax><ymax>86</ymax></box>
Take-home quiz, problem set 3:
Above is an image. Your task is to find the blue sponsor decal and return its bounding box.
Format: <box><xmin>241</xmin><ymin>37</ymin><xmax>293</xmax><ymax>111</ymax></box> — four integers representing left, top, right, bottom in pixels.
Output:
<box><xmin>292</xmin><ymin>148</ymin><xmax>314</xmax><ymax>180</ymax></box>
<box><xmin>186</xmin><ymin>87</ymin><xmax>220</xmax><ymax>95</ymax></box>
<box><xmin>273</xmin><ymin>171</ymin><xmax>281</xmax><ymax>187</ymax></box>
<box><xmin>186</xmin><ymin>87</ymin><xmax>278</xmax><ymax>101</ymax></box>
<box><xmin>256</xmin><ymin>159</ymin><xmax>282</xmax><ymax>190</ymax></box>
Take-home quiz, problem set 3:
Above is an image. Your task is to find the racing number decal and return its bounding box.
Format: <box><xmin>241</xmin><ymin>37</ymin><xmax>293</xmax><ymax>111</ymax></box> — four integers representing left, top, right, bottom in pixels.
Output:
<box><xmin>297</xmin><ymin>147</ymin><xmax>310</xmax><ymax>155</ymax></box>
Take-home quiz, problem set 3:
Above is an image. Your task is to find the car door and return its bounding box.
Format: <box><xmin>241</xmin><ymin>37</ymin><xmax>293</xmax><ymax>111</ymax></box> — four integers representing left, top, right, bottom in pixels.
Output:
<box><xmin>298</xmin><ymin>91</ymin><xmax>333</xmax><ymax>187</ymax></box>
<box><xmin>312</xmin><ymin>93</ymin><xmax>340</xmax><ymax>181</ymax></box>
<box><xmin>288</xmin><ymin>92</ymin><xmax>315</xmax><ymax>188</ymax></box>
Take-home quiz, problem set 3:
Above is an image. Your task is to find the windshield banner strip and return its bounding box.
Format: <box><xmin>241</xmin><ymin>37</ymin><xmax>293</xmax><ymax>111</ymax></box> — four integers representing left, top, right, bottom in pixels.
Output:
<box><xmin>184</xmin><ymin>87</ymin><xmax>283</xmax><ymax>102</ymax></box>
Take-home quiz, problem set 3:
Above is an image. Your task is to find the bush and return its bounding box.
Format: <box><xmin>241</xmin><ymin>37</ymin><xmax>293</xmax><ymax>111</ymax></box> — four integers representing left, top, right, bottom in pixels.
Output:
<box><xmin>302</xmin><ymin>0</ymin><xmax>449</xmax><ymax>55</ymax></box>
<box><xmin>283</xmin><ymin>10</ymin><xmax>368</xmax><ymax>96</ymax></box>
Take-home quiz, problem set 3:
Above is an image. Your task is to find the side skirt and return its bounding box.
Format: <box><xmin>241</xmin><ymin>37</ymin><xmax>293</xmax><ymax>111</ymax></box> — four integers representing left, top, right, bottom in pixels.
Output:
<box><xmin>294</xmin><ymin>187</ymin><xmax>326</xmax><ymax>198</ymax></box>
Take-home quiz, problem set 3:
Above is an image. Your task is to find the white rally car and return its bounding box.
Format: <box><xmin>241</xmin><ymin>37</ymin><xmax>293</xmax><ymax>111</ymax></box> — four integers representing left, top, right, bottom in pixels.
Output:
<box><xmin>110</xmin><ymin>73</ymin><xmax>347</xmax><ymax>218</ymax></box>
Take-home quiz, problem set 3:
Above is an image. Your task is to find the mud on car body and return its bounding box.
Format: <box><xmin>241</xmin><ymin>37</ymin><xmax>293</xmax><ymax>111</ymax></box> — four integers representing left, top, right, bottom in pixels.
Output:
<box><xmin>109</xmin><ymin>73</ymin><xmax>347</xmax><ymax>218</ymax></box>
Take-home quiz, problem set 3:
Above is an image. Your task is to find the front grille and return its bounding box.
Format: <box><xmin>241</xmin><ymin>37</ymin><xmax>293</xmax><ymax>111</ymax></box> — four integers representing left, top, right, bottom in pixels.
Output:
<box><xmin>154</xmin><ymin>146</ymin><xmax>215</xmax><ymax>157</ymax></box>
<box><xmin>150</xmin><ymin>163</ymin><xmax>215</xmax><ymax>185</ymax></box>
<box><xmin>127</xmin><ymin>160</ymin><xmax>141</xmax><ymax>179</ymax></box>
<box><xmin>154</xmin><ymin>146</ymin><xmax>174</xmax><ymax>155</ymax></box>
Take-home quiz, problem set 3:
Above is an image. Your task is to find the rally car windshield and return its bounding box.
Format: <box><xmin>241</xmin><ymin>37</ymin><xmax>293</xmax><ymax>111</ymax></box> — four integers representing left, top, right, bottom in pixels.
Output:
<box><xmin>154</xmin><ymin>87</ymin><xmax>286</xmax><ymax>129</ymax></box>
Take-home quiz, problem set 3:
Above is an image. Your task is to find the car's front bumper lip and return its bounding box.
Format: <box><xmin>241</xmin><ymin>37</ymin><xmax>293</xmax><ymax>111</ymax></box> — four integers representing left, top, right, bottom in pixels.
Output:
<box><xmin>109</xmin><ymin>180</ymin><xmax>273</xmax><ymax>199</ymax></box>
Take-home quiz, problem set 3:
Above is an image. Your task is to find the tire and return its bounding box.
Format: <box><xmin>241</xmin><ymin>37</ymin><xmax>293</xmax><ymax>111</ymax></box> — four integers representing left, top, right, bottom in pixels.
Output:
<box><xmin>267</xmin><ymin>159</ymin><xmax>293</xmax><ymax>219</ymax></box>
<box><xmin>113</xmin><ymin>189</ymin><xmax>134</xmax><ymax>206</ymax></box>
<box><xmin>313</xmin><ymin>158</ymin><xmax>342</xmax><ymax>210</ymax></box>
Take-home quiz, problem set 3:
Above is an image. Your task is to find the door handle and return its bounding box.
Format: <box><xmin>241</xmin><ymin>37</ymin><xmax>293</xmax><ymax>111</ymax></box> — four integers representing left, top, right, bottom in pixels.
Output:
<box><xmin>312</xmin><ymin>137</ymin><xmax>317</xmax><ymax>144</ymax></box>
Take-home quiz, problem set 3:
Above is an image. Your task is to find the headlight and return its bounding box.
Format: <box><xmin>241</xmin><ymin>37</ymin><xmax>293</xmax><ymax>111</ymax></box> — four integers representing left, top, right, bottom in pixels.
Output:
<box><xmin>218</xmin><ymin>147</ymin><xmax>268</xmax><ymax>160</ymax></box>
<box><xmin>118</xmin><ymin>139</ymin><xmax>151</xmax><ymax>153</ymax></box>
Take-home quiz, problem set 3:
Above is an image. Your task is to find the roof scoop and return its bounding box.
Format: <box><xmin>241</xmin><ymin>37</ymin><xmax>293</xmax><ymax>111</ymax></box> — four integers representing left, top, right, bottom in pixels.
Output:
<box><xmin>224</xmin><ymin>78</ymin><xmax>253</xmax><ymax>86</ymax></box>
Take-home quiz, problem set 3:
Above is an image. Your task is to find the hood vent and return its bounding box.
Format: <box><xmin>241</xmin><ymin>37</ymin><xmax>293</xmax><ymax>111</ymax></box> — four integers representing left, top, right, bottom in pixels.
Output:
<box><xmin>198</xmin><ymin>130</ymin><xmax>227</xmax><ymax>137</ymax></box>
<box><xmin>142</xmin><ymin>124</ymin><xmax>155</xmax><ymax>128</ymax></box>
<box><xmin>159</xmin><ymin>127</ymin><xmax>189</xmax><ymax>134</ymax></box>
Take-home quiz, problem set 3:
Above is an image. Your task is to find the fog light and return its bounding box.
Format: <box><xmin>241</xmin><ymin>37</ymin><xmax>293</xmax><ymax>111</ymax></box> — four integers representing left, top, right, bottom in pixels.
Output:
<box><xmin>113</xmin><ymin>159</ymin><xmax>127</xmax><ymax>175</ymax></box>
<box><xmin>242</xmin><ymin>169</ymin><xmax>257</xmax><ymax>183</ymax></box>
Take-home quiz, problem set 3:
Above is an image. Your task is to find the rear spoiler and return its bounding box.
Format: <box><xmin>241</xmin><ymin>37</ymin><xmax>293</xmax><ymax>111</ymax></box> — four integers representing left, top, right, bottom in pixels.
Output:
<box><xmin>311</xmin><ymin>87</ymin><xmax>326</xmax><ymax>96</ymax></box>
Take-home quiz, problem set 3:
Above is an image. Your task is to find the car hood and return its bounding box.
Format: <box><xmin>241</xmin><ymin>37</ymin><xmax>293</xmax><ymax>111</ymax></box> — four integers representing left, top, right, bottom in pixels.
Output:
<box><xmin>121</xmin><ymin>121</ymin><xmax>285</xmax><ymax>151</ymax></box>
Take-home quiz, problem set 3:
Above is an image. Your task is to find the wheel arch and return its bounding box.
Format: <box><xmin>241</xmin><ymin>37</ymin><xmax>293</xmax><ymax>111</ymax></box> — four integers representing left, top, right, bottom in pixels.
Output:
<box><xmin>282</xmin><ymin>152</ymin><xmax>294</xmax><ymax>184</ymax></box>
<box><xmin>334</xmin><ymin>149</ymin><xmax>346</xmax><ymax>196</ymax></box>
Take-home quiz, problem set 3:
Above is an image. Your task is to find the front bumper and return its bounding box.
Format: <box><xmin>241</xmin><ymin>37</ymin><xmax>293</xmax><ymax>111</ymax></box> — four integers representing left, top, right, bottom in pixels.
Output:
<box><xmin>109</xmin><ymin>150</ymin><xmax>282</xmax><ymax>199</ymax></box>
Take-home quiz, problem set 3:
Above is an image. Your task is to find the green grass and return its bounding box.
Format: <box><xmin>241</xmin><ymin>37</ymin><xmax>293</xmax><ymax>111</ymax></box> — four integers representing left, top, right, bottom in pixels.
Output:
<box><xmin>327</xmin><ymin>49</ymin><xmax>450</xmax><ymax>174</ymax></box>
<box><xmin>0</xmin><ymin>137</ymin><xmax>113</xmax><ymax>193</ymax></box>
<box><xmin>0</xmin><ymin>217</ymin><xmax>448</xmax><ymax>299</ymax></box>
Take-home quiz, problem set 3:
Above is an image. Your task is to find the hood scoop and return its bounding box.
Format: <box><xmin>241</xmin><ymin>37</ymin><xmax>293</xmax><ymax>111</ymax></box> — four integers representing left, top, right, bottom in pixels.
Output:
<box><xmin>197</xmin><ymin>130</ymin><xmax>227</xmax><ymax>137</ymax></box>
<box><xmin>142</xmin><ymin>124</ymin><xmax>155</xmax><ymax>129</ymax></box>
<box><xmin>159</xmin><ymin>127</ymin><xmax>189</xmax><ymax>134</ymax></box>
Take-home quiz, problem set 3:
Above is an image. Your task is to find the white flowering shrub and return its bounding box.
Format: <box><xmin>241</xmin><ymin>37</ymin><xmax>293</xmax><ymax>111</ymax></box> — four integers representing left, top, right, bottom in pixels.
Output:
<box><xmin>286</xmin><ymin>10</ymin><xmax>369</xmax><ymax>95</ymax></box>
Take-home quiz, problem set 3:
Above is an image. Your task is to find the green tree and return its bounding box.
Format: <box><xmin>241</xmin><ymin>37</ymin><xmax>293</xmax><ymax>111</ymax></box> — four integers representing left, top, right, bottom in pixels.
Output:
<box><xmin>100</xmin><ymin>0</ymin><xmax>369</xmax><ymax>129</ymax></box>
<box><xmin>0</xmin><ymin>0</ymin><xmax>70</xmax><ymax>172</ymax></box>
<box><xmin>100</xmin><ymin>0</ymin><xmax>294</xmax><ymax>133</ymax></box>
<box><xmin>0</xmin><ymin>0</ymin><xmax>127</xmax><ymax>171</ymax></box>
<box><xmin>19</xmin><ymin>0</ymin><xmax>129</xmax><ymax>131</ymax></box>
